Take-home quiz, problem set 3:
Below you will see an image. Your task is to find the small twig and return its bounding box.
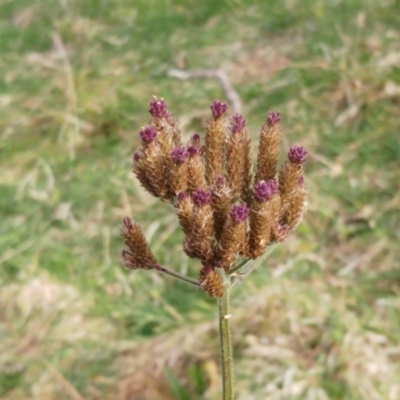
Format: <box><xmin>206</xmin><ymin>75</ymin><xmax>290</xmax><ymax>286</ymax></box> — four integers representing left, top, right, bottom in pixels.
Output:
<box><xmin>168</xmin><ymin>68</ymin><xmax>242</xmax><ymax>114</ymax></box>
<box><xmin>154</xmin><ymin>264</ymin><xmax>200</xmax><ymax>287</ymax></box>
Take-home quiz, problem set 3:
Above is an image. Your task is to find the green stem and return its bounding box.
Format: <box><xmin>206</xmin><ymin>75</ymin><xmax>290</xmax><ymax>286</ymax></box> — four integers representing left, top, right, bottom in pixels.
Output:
<box><xmin>154</xmin><ymin>264</ymin><xmax>200</xmax><ymax>287</ymax></box>
<box><xmin>218</xmin><ymin>276</ymin><xmax>234</xmax><ymax>400</ymax></box>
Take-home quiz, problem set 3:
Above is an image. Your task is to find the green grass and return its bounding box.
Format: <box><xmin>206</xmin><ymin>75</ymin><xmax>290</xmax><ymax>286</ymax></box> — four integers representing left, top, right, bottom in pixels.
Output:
<box><xmin>1</xmin><ymin>0</ymin><xmax>400</xmax><ymax>399</ymax></box>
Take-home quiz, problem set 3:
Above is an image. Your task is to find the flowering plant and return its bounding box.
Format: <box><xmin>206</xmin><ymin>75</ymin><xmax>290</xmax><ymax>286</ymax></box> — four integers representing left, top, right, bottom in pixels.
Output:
<box><xmin>120</xmin><ymin>98</ymin><xmax>307</xmax><ymax>399</ymax></box>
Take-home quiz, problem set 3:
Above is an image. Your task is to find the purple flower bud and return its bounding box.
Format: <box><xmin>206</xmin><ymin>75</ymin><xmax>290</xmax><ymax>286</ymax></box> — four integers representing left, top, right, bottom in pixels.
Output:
<box><xmin>230</xmin><ymin>204</ymin><xmax>249</xmax><ymax>224</ymax></box>
<box><xmin>190</xmin><ymin>133</ymin><xmax>201</xmax><ymax>146</ymax></box>
<box><xmin>231</xmin><ymin>114</ymin><xmax>246</xmax><ymax>134</ymax></box>
<box><xmin>187</xmin><ymin>145</ymin><xmax>199</xmax><ymax>157</ymax></box>
<box><xmin>171</xmin><ymin>146</ymin><xmax>189</xmax><ymax>164</ymax></box>
<box><xmin>274</xmin><ymin>224</ymin><xmax>290</xmax><ymax>242</ymax></box>
<box><xmin>123</xmin><ymin>216</ymin><xmax>133</xmax><ymax>228</ymax></box>
<box><xmin>201</xmin><ymin>265</ymin><xmax>213</xmax><ymax>275</ymax></box>
<box><xmin>267</xmin><ymin>111</ymin><xmax>280</xmax><ymax>126</ymax></box>
<box><xmin>210</xmin><ymin>100</ymin><xmax>228</xmax><ymax>119</ymax></box>
<box><xmin>177</xmin><ymin>191</ymin><xmax>188</xmax><ymax>202</ymax></box>
<box><xmin>254</xmin><ymin>179</ymin><xmax>278</xmax><ymax>202</ymax></box>
<box><xmin>121</xmin><ymin>249</ymin><xmax>130</xmax><ymax>259</ymax></box>
<box><xmin>288</xmin><ymin>146</ymin><xmax>307</xmax><ymax>164</ymax></box>
<box><xmin>133</xmin><ymin>151</ymin><xmax>141</xmax><ymax>162</ymax></box>
<box><xmin>298</xmin><ymin>176</ymin><xmax>305</xmax><ymax>187</ymax></box>
<box><xmin>192</xmin><ymin>189</ymin><xmax>211</xmax><ymax>206</ymax></box>
<box><xmin>139</xmin><ymin>126</ymin><xmax>157</xmax><ymax>143</ymax></box>
<box><xmin>149</xmin><ymin>98</ymin><xmax>168</xmax><ymax>119</ymax></box>
<box><xmin>216</xmin><ymin>176</ymin><xmax>225</xmax><ymax>186</ymax></box>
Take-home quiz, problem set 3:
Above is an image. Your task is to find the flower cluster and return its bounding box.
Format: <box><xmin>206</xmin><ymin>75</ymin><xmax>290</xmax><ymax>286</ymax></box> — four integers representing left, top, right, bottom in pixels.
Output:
<box><xmin>121</xmin><ymin>97</ymin><xmax>307</xmax><ymax>297</ymax></box>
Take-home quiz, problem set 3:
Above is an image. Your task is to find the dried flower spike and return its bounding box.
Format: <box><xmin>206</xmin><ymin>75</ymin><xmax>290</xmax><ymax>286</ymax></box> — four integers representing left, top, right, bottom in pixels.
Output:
<box><xmin>255</xmin><ymin>111</ymin><xmax>282</xmax><ymax>183</ymax></box>
<box><xmin>120</xmin><ymin>216</ymin><xmax>157</xmax><ymax>269</ymax></box>
<box><xmin>205</xmin><ymin>101</ymin><xmax>228</xmax><ymax>183</ymax></box>
<box><xmin>226</xmin><ymin>113</ymin><xmax>253</xmax><ymax>203</ymax></box>
<box><xmin>218</xmin><ymin>204</ymin><xmax>249</xmax><ymax>270</ymax></box>
<box><xmin>248</xmin><ymin>180</ymin><xmax>280</xmax><ymax>259</ymax></box>
<box><xmin>199</xmin><ymin>265</ymin><xmax>224</xmax><ymax>298</ymax></box>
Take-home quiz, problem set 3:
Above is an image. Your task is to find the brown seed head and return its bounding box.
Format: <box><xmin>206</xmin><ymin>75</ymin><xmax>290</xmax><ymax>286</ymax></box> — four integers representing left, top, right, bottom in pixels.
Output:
<box><xmin>279</xmin><ymin>146</ymin><xmax>307</xmax><ymax>213</ymax></box>
<box><xmin>255</xmin><ymin>111</ymin><xmax>282</xmax><ymax>183</ymax></box>
<box><xmin>277</xmin><ymin>177</ymin><xmax>307</xmax><ymax>239</ymax></box>
<box><xmin>205</xmin><ymin>100</ymin><xmax>227</xmax><ymax>183</ymax></box>
<box><xmin>168</xmin><ymin>147</ymin><xmax>189</xmax><ymax>195</ymax></box>
<box><xmin>218</xmin><ymin>204</ymin><xmax>249</xmax><ymax>270</ymax></box>
<box><xmin>186</xmin><ymin>136</ymin><xmax>207</xmax><ymax>191</ymax></box>
<box><xmin>226</xmin><ymin>113</ymin><xmax>253</xmax><ymax>203</ymax></box>
<box><xmin>183</xmin><ymin>189</ymin><xmax>215</xmax><ymax>263</ymax></box>
<box><xmin>211</xmin><ymin>176</ymin><xmax>232</xmax><ymax>241</ymax></box>
<box><xmin>175</xmin><ymin>191</ymin><xmax>194</xmax><ymax>236</ymax></box>
<box><xmin>120</xmin><ymin>217</ymin><xmax>157</xmax><ymax>268</ymax></box>
<box><xmin>133</xmin><ymin>140</ymin><xmax>169</xmax><ymax>200</ymax></box>
<box><xmin>247</xmin><ymin>184</ymin><xmax>281</xmax><ymax>259</ymax></box>
<box><xmin>199</xmin><ymin>265</ymin><xmax>224</xmax><ymax>298</ymax></box>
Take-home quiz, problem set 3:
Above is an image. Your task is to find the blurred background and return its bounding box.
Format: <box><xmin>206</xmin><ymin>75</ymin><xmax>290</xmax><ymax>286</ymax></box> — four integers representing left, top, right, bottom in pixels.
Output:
<box><xmin>1</xmin><ymin>0</ymin><xmax>400</xmax><ymax>399</ymax></box>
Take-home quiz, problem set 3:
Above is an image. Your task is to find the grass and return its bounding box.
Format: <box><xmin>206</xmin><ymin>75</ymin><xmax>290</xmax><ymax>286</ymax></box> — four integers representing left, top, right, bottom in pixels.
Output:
<box><xmin>1</xmin><ymin>0</ymin><xmax>400</xmax><ymax>398</ymax></box>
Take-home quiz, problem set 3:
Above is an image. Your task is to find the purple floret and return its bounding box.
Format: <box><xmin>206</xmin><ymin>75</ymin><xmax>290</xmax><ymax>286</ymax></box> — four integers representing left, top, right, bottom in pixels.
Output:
<box><xmin>216</xmin><ymin>176</ymin><xmax>225</xmax><ymax>185</ymax></box>
<box><xmin>288</xmin><ymin>146</ymin><xmax>307</xmax><ymax>164</ymax></box>
<box><xmin>231</xmin><ymin>114</ymin><xmax>246</xmax><ymax>134</ymax></box>
<box><xmin>133</xmin><ymin>151</ymin><xmax>142</xmax><ymax>162</ymax></box>
<box><xmin>139</xmin><ymin>126</ymin><xmax>157</xmax><ymax>143</ymax></box>
<box><xmin>123</xmin><ymin>216</ymin><xmax>133</xmax><ymax>228</ymax></box>
<box><xmin>192</xmin><ymin>189</ymin><xmax>211</xmax><ymax>206</ymax></box>
<box><xmin>254</xmin><ymin>179</ymin><xmax>278</xmax><ymax>202</ymax></box>
<box><xmin>187</xmin><ymin>145</ymin><xmax>199</xmax><ymax>157</ymax></box>
<box><xmin>267</xmin><ymin>111</ymin><xmax>281</xmax><ymax>126</ymax></box>
<box><xmin>177</xmin><ymin>191</ymin><xmax>188</xmax><ymax>202</ymax></box>
<box><xmin>149</xmin><ymin>98</ymin><xmax>168</xmax><ymax>119</ymax></box>
<box><xmin>210</xmin><ymin>100</ymin><xmax>228</xmax><ymax>119</ymax></box>
<box><xmin>171</xmin><ymin>146</ymin><xmax>189</xmax><ymax>164</ymax></box>
<box><xmin>230</xmin><ymin>204</ymin><xmax>249</xmax><ymax>224</ymax></box>
<box><xmin>190</xmin><ymin>133</ymin><xmax>201</xmax><ymax>146</ymax></box>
